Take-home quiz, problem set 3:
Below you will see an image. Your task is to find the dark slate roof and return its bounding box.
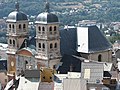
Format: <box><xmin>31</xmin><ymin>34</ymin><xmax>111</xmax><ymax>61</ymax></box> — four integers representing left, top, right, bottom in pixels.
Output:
<box><xmin>6</xmin><ymin>11</ymin><xmax>28</xmax><ymax>22</ymax></box>
<box><xmin>0</xmin><ymin>60</ymin><xmax>7</xmax><ymax>71</ymax></box>
<box><xmin>35</xmin><ymin>12</ymin><xmax>59</xmax><ymax>24</ymax></box>
<box><xmin>59</xmin><ymin>28</ymin><xmax>78</xmax><ymax>56</ymax></box>
<box><xmin>88</xmin><ymin>26</ymin><xmax>112</xmax><ymax>52</ymax></box>
<box><xmin>24</xmin><ymin>70</ymin><xmax>40</xmax><ymax>78</ymax></box>
<box><xmin>57</xmin><ymin>54</ymin><xmax>82</xmax><ymax>74</ymax></box>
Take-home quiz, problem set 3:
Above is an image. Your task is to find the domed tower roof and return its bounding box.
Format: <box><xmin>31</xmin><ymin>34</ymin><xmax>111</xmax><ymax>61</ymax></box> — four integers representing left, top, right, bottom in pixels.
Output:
<box><xmin>35</xmin><ymin>2</ymin><xmax>59</xmax><ymax>24</ymax></box>
<box><xmin>6</xmin><ymin>2</ymin><xmax>28</xmax><ymax>22</ymax></box>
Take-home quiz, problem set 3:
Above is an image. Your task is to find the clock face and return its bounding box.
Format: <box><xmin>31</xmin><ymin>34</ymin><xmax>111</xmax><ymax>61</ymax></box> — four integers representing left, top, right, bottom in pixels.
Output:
<box><xmin>11</xmin><ymin>61</ymin><xmax>14</xmax><ymax>67</ymax></box>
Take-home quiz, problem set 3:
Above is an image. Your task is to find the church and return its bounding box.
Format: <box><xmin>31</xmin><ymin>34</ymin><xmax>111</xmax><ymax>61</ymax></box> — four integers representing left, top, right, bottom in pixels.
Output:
<box><xmin>6</xmin><ymin>2</ymin><xmax>112</xmax><ymax>77</ymax></box>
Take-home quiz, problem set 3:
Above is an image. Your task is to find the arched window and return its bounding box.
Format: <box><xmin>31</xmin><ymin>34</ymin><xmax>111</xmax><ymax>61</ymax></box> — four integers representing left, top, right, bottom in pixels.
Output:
<box><xmin>50</xmin><ymin>43</ymin><xmax>53</xmax><ymax>49</ymax></box>
<box><xmin>54</xmin><ymin>26</ymin><xmax>57</xmax><ymax>34</ymax></box>
<box><xmin>42</xmin><ymin>27</ymin><xmax>45</xmax><ymax>34</ymax></box>
<box><xmin>19</xmin><ymin>24</ymin><xmax>21</xmax><ymax>29</ymax></box>
<box><xmin>9</xmin><ymin>24</ymin><xmax>11</xmax><ymax>28</ymax></box>
<box><xmin>54</xmin><ymin>26</ymin><xmax>57</xmax><ymax>31</ymax></box>
<box><xmin>13</xmin><ymin>40</ymin><xmax>15</xmax><ymax>46</ymax></box>
<box><xmin>49</xmin><ymin>26</ymin><xmax>52</xmax><ymax>31</ymax></box>
<box><xmin>12</xmin><ymin>24</ymin><xmax>14</xmax><ymax>29</ymax></box>
<box><xmin>39</xmin><ymin>43</ymin><xmax>41</xmax><ymax>48</ymax></box>
<box><xmin>9</xmin><ymin>39</ymin><xmax>12</xmax><ymax>44</ymax></box>
<box><xmin>54</xmin><ymin>43</ymin><xmax>57</xmax><ymax>48</ymax></box>
<box><xmin>38</xmin><ymin>26</ymin><xmax>41</xmax><ymax>31</ymax></box>
<box><xmin>49</xmin><ymin>26</ymin><xmax>52</xmax><ymax>34</ymax></box>
<box><xmin>43</xmin><ymin>43</ymin><xmax>45</xmax><ymax>48</ymax></box>
<box><xmin>98</xmin><ymin>54</ymin><xmax>102</xmax><ymax>62</ymax></box>
<box><xmin>23</xmin><ymin>24</ymin><xmax>26</xmax><ymax>29</ymax></box>
<box><xmin>42</xmin><ymin>27</ymin><xmax>45</xmax><ymax>31</ymax></box>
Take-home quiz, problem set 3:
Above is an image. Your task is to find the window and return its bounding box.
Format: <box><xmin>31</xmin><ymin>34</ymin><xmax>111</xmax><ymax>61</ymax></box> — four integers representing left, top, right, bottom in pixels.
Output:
<box><xmin>49</xmin><ymin>26</ymin><xmax>52</xmax><ymax>31</ymax></box>
<box><xmin>49</xmin><ymin>26</ymin><xmax>52</xmax><ymax>34</ymax></box>
<box><xmin>50</xmin><ymin>43</ymin><xmax>53</xmax><ymax>49</ymax></box>
<box><xmin>54</xmin><ymin>26</ymin><xmax>57</xmax><ymax>31</ymax></box>
<box><xmin>13</xmin><ymin>40</ymin><xmax>15</xmax><ymax>46</ymax></box>
<box><xmin>12</xmin><ymin>24</ymin><xmax>14</xmax><ymax>29</ymax></box>
<box><xmin>38</xmin><ymin>26</ymin><xmax>41</xmax><ymax>31</ymax></box>
<box><xmin>42</xmin><ymin>27</ymin><xmax>45</xmax><ymax>31</ymax></box>
<box><xmin>43</xmin><ymin>43</ymin><xmax>45</xmax><ymax>48</ymax></box>
<box><xmin>19</xmin><ymin>24</ymin><xmax>21</xmax><ymax>29</ymax></box>
<box><xmin>23</xmin><ymin>24</ymin><xmax>26</xmax><ymax>28</ymax></box>
<box><xmin>98</xmin><ymin>54</ymin><xmax>102</xmax><ymax>62</ymax></box>
<box><xmin>9</xmin><ymin>39</ymin><xmax>12</xmax><ymax>44</ymax></box>
<box><xmin>39</xmin><ymin>43</ymin><xmax>41</xmax><ymax>48</ymax></box>
<box><xmin>54</xmin><ymin>26</ymin><xmax>57</xmax><ymax>34</ymax></box>
<box><xmin>43</xmin><ymin>76</ymin><xmax>45</xmax><ymax>79</ymax></box>
<box><xmin>9</xmin><ymin>24</ymin><xmax>11</xmax><ymax>28</ymax></box>
<box><xmin>42</xmin><ymin>27</ymin><xmax>45</xmax><ymax>34</ymax></box>
<box><xmin>54</xmin><ymin>43</ymin><xmax>57</xmax><ymax>48</ymax></box>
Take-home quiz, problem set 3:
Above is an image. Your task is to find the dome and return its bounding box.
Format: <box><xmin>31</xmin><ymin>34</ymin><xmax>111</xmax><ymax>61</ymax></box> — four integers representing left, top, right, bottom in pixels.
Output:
<box><xmin>35</xmin><ymin>12</ymin><xmax>59</xmax><ymax>24</ymax></box>
<box><xmin>6</xmin><ymin>11</ymin><xmax>28</xmax><ymax>22</ymax></box>
<box><xmin>6</xmin><ymin>2</ymin><xmax>28</xmax><ymax>22</ymax></box>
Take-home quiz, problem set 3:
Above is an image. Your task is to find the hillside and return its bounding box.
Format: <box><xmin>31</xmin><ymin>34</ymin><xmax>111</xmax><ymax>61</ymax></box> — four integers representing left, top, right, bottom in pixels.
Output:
<box><xmin>0</xmin><ymin>0</ymin><xmax>120</xmax><ymax>25</ymax></box>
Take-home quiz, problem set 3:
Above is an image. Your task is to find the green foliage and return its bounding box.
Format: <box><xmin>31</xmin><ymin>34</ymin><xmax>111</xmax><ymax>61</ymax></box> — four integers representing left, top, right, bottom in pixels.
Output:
<box><xmin>107</xmin><ymin>34</ymin><xmax>120</xmax><ymax>44</ymax></box>
<box><xmin>0</xmin><ymin>0</ymin><xmax>120</xmax><ymax>25</ymax></box>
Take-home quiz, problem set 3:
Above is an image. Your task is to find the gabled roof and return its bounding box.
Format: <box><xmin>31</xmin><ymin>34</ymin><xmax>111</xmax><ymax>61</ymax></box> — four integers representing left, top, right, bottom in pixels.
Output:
<box><xmin>77</xmin><ymin>25</ymin><xmax>112</xmax><ymax>53</ymax></box>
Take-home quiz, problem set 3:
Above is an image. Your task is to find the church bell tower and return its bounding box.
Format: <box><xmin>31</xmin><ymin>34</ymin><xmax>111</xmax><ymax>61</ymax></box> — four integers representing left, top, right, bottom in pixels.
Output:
<box><xmin>35</xmin><ymin>2</ymin><xmax>61</xmax><ymax>69</ymax></box>
<box><xmin>6</xmin><ymin>2</ymin><xmax>28</xmax><ymax>75</ymax></box>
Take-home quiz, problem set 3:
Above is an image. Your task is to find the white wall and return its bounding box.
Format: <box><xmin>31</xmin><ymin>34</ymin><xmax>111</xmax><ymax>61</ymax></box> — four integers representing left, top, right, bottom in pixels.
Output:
<box><xmin>77</xmin><ymin>27</ymin><xmax>89</xmax><ymax>53</ymax></box>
